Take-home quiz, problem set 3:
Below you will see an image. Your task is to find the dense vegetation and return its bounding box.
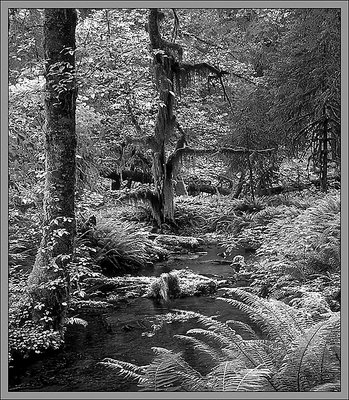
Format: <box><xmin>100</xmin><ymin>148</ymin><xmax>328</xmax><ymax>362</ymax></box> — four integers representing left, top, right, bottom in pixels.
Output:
<box><xmin>7</xmin><ymin>7</ymin><xmax>342</xmax><ymax>394</ymax></box>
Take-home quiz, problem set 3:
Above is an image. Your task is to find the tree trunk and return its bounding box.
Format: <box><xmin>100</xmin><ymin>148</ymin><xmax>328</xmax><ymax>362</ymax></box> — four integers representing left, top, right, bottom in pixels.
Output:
<box><xmin>148</xmin><ymin>9</ymin><xmax>178</xmax><ymax>224</ymax></box>
<box><xmin>319</xmin><ymin>112</ymin><xmax>328</xmax><ymax>192</ymax></box>
<box><xmin>247</xmin><ymin>153</ymin><xmax>256</xmax><ymax>203</ymax></box>
<box><xmin>233</xmin><ymin>170</ymin><xmax>246</xmax><ymax>198</ymax></box>
<box><xmin>27</xmin><ymin>9</ymin><xmax>78</xmax><ymax>332</ymax></box>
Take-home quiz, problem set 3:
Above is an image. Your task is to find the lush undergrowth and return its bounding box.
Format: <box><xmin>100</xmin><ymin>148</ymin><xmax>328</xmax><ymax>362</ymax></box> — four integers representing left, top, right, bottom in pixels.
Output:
<box><xmin>101</xmin><ymin>289</ymin><xmax>340</xmax><ymax>392</ymax></box>
<box><xmin>8</xmin><ymin>186</ymin><xmax>341</xmax><ymax>384</ymax></box>
<box><xmin>96</xmin><ymin>188</ymin><xmax>342</xmax><ymax>392</ymax></box>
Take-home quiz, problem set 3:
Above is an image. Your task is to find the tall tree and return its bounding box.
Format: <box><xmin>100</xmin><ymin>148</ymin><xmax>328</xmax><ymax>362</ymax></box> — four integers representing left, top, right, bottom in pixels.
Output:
<box><xmin>27</xmin><ymin>8</ymin><xmax>78</xmax><ymax>331</ymax></box>
<box><xmin>147</xmin><ymin>8</ymin><xmax>183</xmax><ymax>224</ymax></box>
<box><xmin>269</xmin><ymin>8</ymin><xmax>341</xmax><ymax>191</ymax></box>
<box><xmin>145</xmin><ymin>8</ymin><xmax>238</xmax><ymax>225</ymax></box>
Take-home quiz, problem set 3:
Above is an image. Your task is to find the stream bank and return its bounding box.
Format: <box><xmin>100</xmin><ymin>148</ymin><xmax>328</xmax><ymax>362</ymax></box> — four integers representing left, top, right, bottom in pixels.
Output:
<box><xmin>9</xmin><ymin>240</ymin><xmax>256</xmax><ymax>392</ymax></box>
<box><xmin>9</xmin><ymin>231</ymin><xmax>340</xmax><ymax>392</ymax></box>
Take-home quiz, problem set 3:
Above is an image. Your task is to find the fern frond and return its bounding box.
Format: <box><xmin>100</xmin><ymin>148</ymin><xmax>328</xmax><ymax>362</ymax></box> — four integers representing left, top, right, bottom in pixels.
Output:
<box><xmin>195</xmin><ymin>313</ymin><xmax>239</xmax><ymax>338</ymax></box>
<box><xmin>219</xmin><ymin>290</ymin><xmax>309</xmax><ymax>346</ymax></box>
<box><xmin>242</xmin><ymin>341</ymin><xmax>276</xmax><ymax>371</ymax></box>
<box><xmin>140</xmin><ymin>350</ymin><xmax>205</xmax><ymax>391</ymax></box>
<box><xmin>174</xmin><ymin>334</ymin><xmax>223</xmax><ymax>364</ymax></box>
<box><xmin>187</xmin><ymin>327</ymin><xmax>278</xmax><ymax>390</ymax></box>
<box><xmin>176</xmin><ymin>369</ymin><xmax>209</xmax><ymax>391</ymax></box>
<box><xmin>261</xmin><ymin>341</ymin><xmax>289</xmax><ymax>369</ymax></box>
<box><xmin>98</xmin><ymin>358</ymin><xmax>145</xmax><ymax>381</ymax></box>
<box><xmin>274</xmin><ymin>313</ymin><xmax>340</xmax><ymax>392</ymax></box>
<box><xmin>219</xmin><ymin>297</ymin><xmax>290</xmax><ymax>348</ymax></box>
<box><xmin>311</xmin><ymin>381</ymin><xmax>341</xmax><ymax>391</ymax></box>
<box><xmin>206</xmin><ymin>360</ymin><xmax>245</xmax><ymax>391</ymax></box>
<box><xmin>226</xmin><ymin>288</ymin><xmax>311</xmax><ymax>333</ymax></box>
<box><xmin>225</xmin><ymin>320</ymin><xmax>259</xmax><ymax>340</ymax></box>
<box><xmin>207</xmin><ymin>362</ymin><xmax>272</xmax><ymax>391</ymax></box>
<box><xmin>65</xmin><ymin>317</ymin><xmax>88</xmax><ymax>327</ymax></box>
<box><xmin>186</xmin><ymin>328</ymin><xmax>235</xmax><ymax>348</ymax></box>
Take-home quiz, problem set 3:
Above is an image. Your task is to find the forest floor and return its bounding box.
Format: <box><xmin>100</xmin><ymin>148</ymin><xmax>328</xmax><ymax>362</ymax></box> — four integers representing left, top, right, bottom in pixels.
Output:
<box><xmin>8</xmin><ymin>187</ymin><xmax>341</xmax><ymax>391</ymax></box>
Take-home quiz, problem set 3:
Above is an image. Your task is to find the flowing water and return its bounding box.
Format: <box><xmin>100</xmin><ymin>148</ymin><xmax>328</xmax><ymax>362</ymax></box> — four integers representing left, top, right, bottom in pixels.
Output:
<box><xmin>9</xmin><ymin>244</ymin><xmax>256</xmax><ymax>392</ymax></box>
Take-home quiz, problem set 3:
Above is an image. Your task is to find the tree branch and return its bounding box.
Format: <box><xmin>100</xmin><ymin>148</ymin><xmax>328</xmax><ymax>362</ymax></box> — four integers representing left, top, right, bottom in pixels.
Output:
<box><xmin>167</xmin><ymin>145</ymin><xmax>276</xmax><ymax>170</ymax></box>
<box><xmin>181</xmin><ymin>62</ymin><xmax>229</xmax><ymax>77</ymax></box>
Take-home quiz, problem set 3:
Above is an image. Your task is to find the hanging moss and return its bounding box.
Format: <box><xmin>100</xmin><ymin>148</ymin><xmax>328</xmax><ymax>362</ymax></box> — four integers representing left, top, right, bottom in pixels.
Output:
<box><xmin>120</xmin><ymin>187</ymin><xmax>162</xmax><ymax>226</ymax></box>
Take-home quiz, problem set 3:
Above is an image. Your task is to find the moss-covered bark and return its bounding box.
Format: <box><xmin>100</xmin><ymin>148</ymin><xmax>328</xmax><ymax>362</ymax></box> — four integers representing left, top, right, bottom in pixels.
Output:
<box><xmin>148</xmin><ymin>9</ymin><xmax>179</xmax><ymax>224</ymax></box>
<box><xmin>27</xmin><ymin>9</ymin><xmax>78</xmax><ymax>331</ymax></box>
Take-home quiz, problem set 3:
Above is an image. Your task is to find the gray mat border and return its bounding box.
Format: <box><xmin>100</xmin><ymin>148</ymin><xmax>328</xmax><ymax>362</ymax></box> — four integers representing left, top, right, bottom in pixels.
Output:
<box><xmin>1</xmin><ymin>1</ymin><xmax>348</xmax><ymax>399</ymax></box>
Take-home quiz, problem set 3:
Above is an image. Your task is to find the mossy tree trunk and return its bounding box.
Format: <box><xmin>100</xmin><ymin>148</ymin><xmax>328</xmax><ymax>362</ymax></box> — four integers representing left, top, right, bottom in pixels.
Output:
<box><xmin>147</xmin><ymin>9</ymin><xmax>234</xmax><ymax>224</ymax></box>
<box><xmin>27</xmin><ymin>8</ymin><xmax>78</xmax><ymax>332</ymax></box>
<box><xmin>148</xmin><ymin>9</ymin><xmax>181</xmax><ymax>225</ymax></box>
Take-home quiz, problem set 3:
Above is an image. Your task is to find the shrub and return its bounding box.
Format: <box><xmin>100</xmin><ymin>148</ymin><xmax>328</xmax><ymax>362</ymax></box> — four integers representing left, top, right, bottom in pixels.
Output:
<box><xmin>8</xmin><ymin>283</ymin><xmax>64</xmax><ymax>363</ymax></box>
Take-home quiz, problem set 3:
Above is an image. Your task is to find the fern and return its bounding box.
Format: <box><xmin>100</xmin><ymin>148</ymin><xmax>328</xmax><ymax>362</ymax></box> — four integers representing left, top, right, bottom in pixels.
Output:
<box><xmin>174</xmin><ymin>334</ymin><xmax>224</xmax><ymax>365</ymax></box>
<box><xmin>64</xmin><ymin>317</ymin><xmax>88</xmax><ymax>327</ymax></box>
<box><xmin>100</xmin><ymin>290</ymin><xmax>340</xmax><ymax>392</ymax></box>
<box><xmin>207</xmin><ymin>362</ymin><xmax>272</xmax><ymax>391</ymax></box>
<box><xmin>311</xmin><ymin>381</ymin><xmax>341</xmax><ymax>391</ymax></box>
<box><xmin>176</xmin><ymin>313</ymin><xmax>278</xmax><ymax>389</ymax></box>
<box><xmin>219</xmin><ymin>289</ymin><xmax>311</xmax><ymax>347</ymax></box>
<box><xmin>138</xmin><ymin>348</ymin><xmax>206</xmax><ymax>391</ymax></box>
<box><xmin>255</xmin><ymin>192</ymin><xmax>340</xmax><ymax>274</ymax></box>
<box><xmin>99</xmin><ymin>358</ymin><xmax>145</xmax><ymax>381</ymax></box>
<box><xmin>225</xmin><ymin>319</ymin><xmax>260</xmax><ymax>340</ymax></box>
<box><xmin>273</xmin><ymin>312</ymin><xmax>340</xmax><ymax>391</ymax></box>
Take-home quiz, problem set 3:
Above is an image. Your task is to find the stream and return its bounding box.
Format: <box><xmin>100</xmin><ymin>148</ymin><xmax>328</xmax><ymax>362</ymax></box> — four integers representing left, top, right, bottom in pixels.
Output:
<box><xmin>9</xmin><ymin>244</ymin><xmax>257</xmax><ymax>392</ymax></box>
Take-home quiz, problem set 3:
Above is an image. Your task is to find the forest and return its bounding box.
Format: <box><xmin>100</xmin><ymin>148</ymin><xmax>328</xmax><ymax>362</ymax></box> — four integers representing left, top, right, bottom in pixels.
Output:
<box><xmin>6</xmin><ymin>6</ymin><xmax>344</xmax><ymax>395</ymax></box>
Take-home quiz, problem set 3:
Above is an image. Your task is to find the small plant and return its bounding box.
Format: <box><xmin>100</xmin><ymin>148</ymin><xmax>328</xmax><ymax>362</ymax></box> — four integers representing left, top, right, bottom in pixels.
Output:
<box><xmin>8</xmin><ymin>287</ymin><xmax>65</xmax><ymax>363</ymax></box>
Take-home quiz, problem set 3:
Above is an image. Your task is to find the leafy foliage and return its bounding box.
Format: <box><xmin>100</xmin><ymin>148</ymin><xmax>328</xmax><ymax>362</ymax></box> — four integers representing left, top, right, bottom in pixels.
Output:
<box><xmin>8</xmin><ymin>284</ymin><xmax>64</xmax><ymax>363</ymax></box>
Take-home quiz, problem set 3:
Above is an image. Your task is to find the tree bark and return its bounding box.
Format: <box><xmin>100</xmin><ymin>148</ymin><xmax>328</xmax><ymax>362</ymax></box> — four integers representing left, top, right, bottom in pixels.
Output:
<box><xmin>148</xmin><ymin>8</ymin><xmax>178</xmax><ymax>224</ymax></box>
<box><xmin>27</xmin><ymin>9</ymin><xmax>78</xmax><ymax>332</ymax></box>
<box><xmin>147</xmin><ymin>9</ymin><xmax>252</xmax><ymax>223</ymax></box>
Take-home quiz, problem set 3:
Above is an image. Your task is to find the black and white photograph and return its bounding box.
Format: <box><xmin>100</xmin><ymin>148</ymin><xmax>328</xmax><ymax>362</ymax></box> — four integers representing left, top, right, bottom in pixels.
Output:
<box><xmin>2</xmin><ymin>2</ymin><xmax>348</xmax><ymax>398</ymax></box>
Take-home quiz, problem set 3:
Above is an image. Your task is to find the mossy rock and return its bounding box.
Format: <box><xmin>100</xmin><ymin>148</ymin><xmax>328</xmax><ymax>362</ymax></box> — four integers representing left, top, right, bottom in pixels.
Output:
<box><xmin>154</xmin><ymin>235</ymin><xmax>203</xmax><ymax>252</ymax></box>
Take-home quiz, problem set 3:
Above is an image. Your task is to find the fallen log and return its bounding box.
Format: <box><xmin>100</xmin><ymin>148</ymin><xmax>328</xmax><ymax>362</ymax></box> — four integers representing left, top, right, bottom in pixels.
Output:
<box><xmin>187</xmin><ymin>183</ymin><xmax>231</xmax><ymax>196</ymax></box>
<box><xmin>258</xmin><ymin>176</ymin><xmax>340</xmax><ymax>196</ymax></box>
<box><xmin>101</xmin><ymin>169</ymin><xmax>153</xmax><ymax>190</ymax></box>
